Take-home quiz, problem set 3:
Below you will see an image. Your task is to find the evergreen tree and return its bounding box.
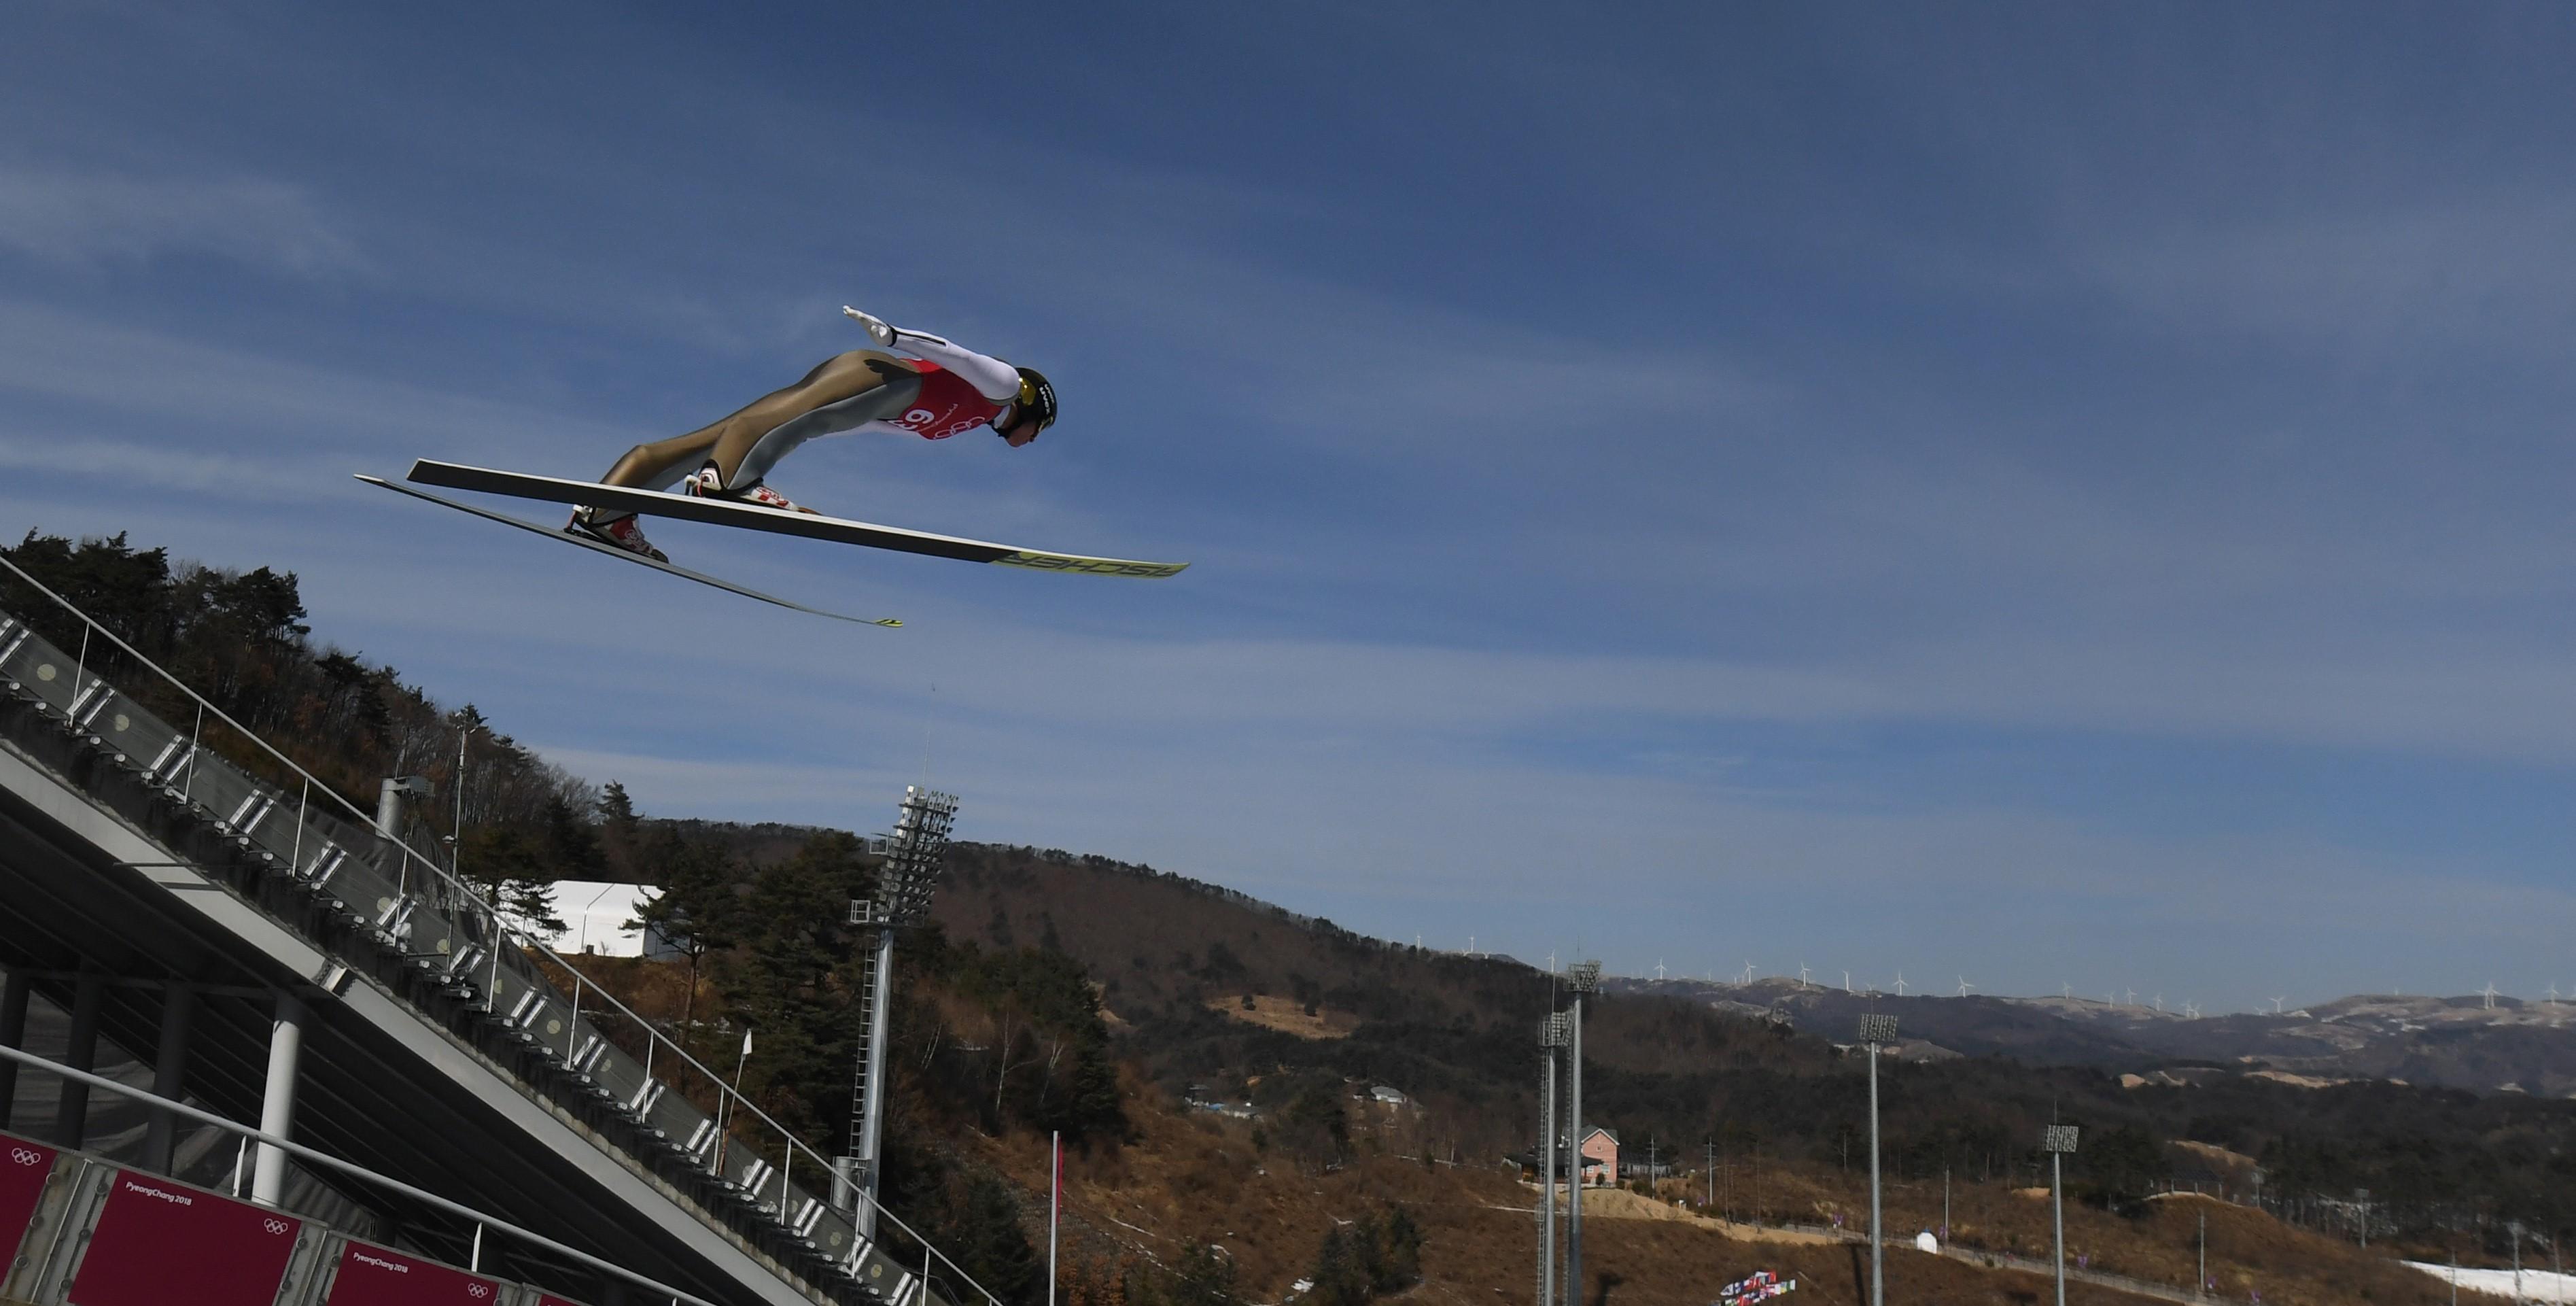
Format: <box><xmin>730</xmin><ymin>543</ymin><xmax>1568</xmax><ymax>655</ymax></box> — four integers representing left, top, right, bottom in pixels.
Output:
<box><xmin>1363</xmin><ymin>1206</ymin><xmax>1423</xmax><ymax>1293</ymax></box>
<box><xmin>627</xmin><ymin>827</ymin><xmax>742</xmax><ymax>1033</ymax></box>
<box><xmin>943</xmin><ymin>1174</ymin><xmax>1044</xmax><ymax>1305</ymax></box>
<box><xmin>1164</xmin><ymin>1243</ymin><xmax>1236</xmax><ymax>1306</ymax></box>
<box><xmin>1307</xmin><ymin>1226</ymin><xmax>1369</xmax><ymax>1306</ymax></box>
<box><xmin>597</xmin><ymin>780</ymin><xmax>639</xmax><ymax>837</ymax></box>
<box><xmin>719</xmin><ymin>831</ymin><xmax>875</xmax><ymax>1139</ymax></box>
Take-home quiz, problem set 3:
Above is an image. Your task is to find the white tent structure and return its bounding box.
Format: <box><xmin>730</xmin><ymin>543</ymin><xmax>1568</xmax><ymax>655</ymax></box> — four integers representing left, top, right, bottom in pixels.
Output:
<box><xmin>537</xmin><ymin>880</ymin><xmax>670</xmax><ymax>957</ymax></box>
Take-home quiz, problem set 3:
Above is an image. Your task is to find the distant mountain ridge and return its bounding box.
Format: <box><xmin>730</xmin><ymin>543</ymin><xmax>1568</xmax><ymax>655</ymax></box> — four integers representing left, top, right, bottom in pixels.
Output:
<box><xmin>1605</xmin><ymin>976</ymin><xmax>2576</xmax><ymax>1096</ymax></box>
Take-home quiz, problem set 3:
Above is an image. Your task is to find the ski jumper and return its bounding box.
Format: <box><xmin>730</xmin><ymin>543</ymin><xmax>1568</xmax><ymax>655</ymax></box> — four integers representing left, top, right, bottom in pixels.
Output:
<box><xmin>595</xmin><ymin>329</ymin><xmax>1024</xmax><ymax>503</ymax></box>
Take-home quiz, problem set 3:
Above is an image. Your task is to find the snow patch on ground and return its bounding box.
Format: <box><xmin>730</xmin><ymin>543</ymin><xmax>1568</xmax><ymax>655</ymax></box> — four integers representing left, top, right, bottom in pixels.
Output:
<box><xmin>2406</xmin><ymin>1262</ymin><xmax>2576</xmax><ymax>1303</ymax></box>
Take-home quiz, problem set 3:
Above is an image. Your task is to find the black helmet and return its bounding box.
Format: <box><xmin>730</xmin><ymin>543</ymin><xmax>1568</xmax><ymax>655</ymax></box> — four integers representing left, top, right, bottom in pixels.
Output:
<box><xmin>1011</xmin><ymin>366</ymin><xmax>1058</xmax><ymax>436</ymax></box>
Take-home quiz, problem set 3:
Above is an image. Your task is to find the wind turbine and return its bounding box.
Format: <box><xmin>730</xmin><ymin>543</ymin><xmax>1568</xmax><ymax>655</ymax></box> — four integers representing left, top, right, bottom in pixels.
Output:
<box><xmin>2061</xmin><ymin>982</ymin><xmax>2071</xmax><ymax>999</ymax></box>
<box><xmin>2269</xmin><ymin>996</ymin><xmax>2286</xmax><ymax>1014</ymax></box>
<box><xmin>1893</xmin><ymin>972</ymin><xmax>1909</xmax><ymax>997</ymax></box>
<box><xmin>1654</xmin><ymin>959</ymin><xmax>1668</xmax><ymax>981</ymax></box>
<box><xmin>1844</xmin><ymin>970</ymin><xmax>1854</xmax><ymax>995</ymax></box>
<box><xmin>1741</xmin><ymin>960</ymin><xmax>1756</xmax><ymax>985</ymax></box>
<box><xmin>2125</xmin><ymin>988</ymin><xmax>2136</xmax><ymax>1007</ymax></box>
<box><xmin>1798</xmin><ymin>962</ymin><xmax>1812</xmax><ymax>989</ymax></box>
<box><xmin>2183</xmin><ymin>1001</ymin><xmax>2199</xmax><ymax>1020</ymax></box>
<box><xmin>2482</xmin><ymin>981</ymin><xmax>2500</xmax><ymax>1010</ymax></box>
<box><xmin>2153</xmin><ymin>994</ymin><xmax>2163</xmax><ymax>1014</ymax></box>
<box><xmin>2547</xmin><ymin>984</ymin><xmax>2559</xmax><ymax>1006</ymax></box>
<box><xmin>1956</xmin><ymin>976</ymin><xmax>1976</xmax><ymax>998</ymax></box>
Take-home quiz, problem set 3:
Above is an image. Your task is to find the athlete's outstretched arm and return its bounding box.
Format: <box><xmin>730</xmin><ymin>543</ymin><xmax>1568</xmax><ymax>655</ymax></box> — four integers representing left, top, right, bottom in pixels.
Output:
<box><xmin>843</xmin><ymin>306</ymin><xmax>1022</xmax><ymax>401</ymax></box>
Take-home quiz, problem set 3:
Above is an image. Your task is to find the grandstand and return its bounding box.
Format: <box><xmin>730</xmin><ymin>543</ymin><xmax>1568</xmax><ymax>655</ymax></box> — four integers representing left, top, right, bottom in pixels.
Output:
<box><xmin>0</xmin><ymin>560</ymin><xmax>988</xmax><ymax>1306</ymax></box>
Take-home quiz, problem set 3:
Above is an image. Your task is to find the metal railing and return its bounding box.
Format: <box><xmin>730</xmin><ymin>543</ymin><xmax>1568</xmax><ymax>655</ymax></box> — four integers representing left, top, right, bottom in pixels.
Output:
<box><xmin>0</xmin><ymin>552</ymin><xmax>1001</xmax><ymax>1306</ymax></box>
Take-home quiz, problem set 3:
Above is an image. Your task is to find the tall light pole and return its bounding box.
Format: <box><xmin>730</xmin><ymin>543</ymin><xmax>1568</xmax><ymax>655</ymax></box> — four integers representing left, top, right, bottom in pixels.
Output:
<box><xmin>843</xmin><ymin>785</ymin><xmax>957</xmax><ymax>1239</ymax></box>
<box><xmin>1538</xmin><ymin>1011</ymin><xmax>1569</xmax><ymax>1306</ymax></box>
<box><xmin>1859</xmin><ymin>1014</ymin><xmax>1898</xmax><ymax>1306</ymax></box>
<box><xmin>1565</xmin><ymin>961</ymin><xmax>1599</xmax><ymax>1306</ymax></box>
<box><xmin>2043</xmin><ymin>1124</ymin><xmax>2080</xmax><ymax>1306</ymax></box>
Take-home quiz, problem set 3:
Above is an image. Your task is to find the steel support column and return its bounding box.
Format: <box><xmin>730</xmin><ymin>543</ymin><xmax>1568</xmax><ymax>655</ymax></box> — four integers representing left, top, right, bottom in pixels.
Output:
<box><xmin>0</xmin><ymin>966</ymin><xmax>27</xmax><ymax>1131</ymax></box>
<box><xmin>251</xmin><ymin>991</ymin><xmax>307</xmax><ymax>1207</ymax></box>
<box><xmin>852</xmin><ymin>927</ymin><xmax>897</xmax><ymax>1240</ymax></box>
<box><xmin>144</xmin><ymin>982</ymin><xmax>198</xmax><ymax>1171</ymax></box>
<box><xmin>54</xmin><ymin>971</ymin><xmax>103</xmax><ymax>1148</ymax></box>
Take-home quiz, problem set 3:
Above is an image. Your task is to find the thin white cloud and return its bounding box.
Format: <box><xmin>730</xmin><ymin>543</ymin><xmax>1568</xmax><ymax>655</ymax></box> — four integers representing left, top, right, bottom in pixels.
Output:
<box><xmin>0</xmin><ymin>164</ymin><xmax>363</xmax><ymax>275</ymax></box>
<box><xmin>2070</xmin><ymin>194</ymin><xmax>2576</xmax><ymax>356</ymax></box>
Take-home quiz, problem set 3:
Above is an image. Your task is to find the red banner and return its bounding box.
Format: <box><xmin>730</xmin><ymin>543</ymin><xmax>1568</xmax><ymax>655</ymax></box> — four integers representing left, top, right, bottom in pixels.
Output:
<box><xmin>534</xmin><ymin>1296</ymin><xmax>592</xmax><ymax>1306</ymax></box>
<box><xmin>68</xmin><ymin>1171</ymin><xmax>302</xmax><ymax>1306</ymax></box>
<box><xmin>0</xmin><ymin>1131</ymin><xmax>58</xmax><ymax>1266</ymax></box>
<box><xmin>322</xmin><ymin>1240</ymin><xmax>506</xmax><ymax>1306</ymax></box>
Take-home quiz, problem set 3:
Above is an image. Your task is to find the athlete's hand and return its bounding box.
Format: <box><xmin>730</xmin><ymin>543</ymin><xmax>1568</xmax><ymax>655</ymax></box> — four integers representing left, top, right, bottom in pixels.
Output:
<box><xmin>842</xmin><ymin>306</ymin><xmax>896</xmax><ymax>348</ymax></box>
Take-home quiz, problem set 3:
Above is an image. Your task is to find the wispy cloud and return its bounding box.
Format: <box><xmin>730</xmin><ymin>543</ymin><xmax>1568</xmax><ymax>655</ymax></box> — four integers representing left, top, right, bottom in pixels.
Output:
<box><xmin>0</xmin><ymin>164</ymin><xmax>362</xmax><ymax>275</ymax></box>
<box><xmin>2069</xmin><ymin>194</ymin><xmax>2576</xmax><ymax>358</ymax></box>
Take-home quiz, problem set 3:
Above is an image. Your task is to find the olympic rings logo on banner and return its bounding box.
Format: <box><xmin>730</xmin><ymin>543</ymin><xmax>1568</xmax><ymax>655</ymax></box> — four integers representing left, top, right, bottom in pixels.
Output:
<box><xmin>8</xmin><ymin>1148</ymin><xmax>43</xmax><ymax>1166</ymax></box>
<box><xmin>263</xmin><ymin>1218</ymin><xmax>290</xmax><ymax>1236</ymax></box>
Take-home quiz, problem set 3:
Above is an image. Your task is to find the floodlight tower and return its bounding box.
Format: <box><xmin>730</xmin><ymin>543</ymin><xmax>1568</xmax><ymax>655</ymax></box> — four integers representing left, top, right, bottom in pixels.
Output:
<box><xmin>1537</xmin><ymin>1011</ymin><xmax>1570</xmax><ymax>1306</ymax></box>
<box><xmin>1859</xmin><ymin>1014</ymin><xmax>1899</xmax><ymax>1306</ymax></box>
<box><xmin>2043</xmin><ymin>1124</ymin><xmax>2080</xmax><ymax>1306</ymax></box>
<box><xmin>1563</xmin><ymin>960</ymin><xmax>1601</xmax><ymax>1306</ymax></box>
<box><xmin>842</xmin><ymin>785</ymin><xmax>958</xmax><ymax>1239</ymax></box>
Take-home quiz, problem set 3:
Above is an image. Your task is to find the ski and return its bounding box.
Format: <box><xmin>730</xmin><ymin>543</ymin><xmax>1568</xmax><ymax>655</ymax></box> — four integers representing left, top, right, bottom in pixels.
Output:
<box><xmin>403</xmin><ymin>459</ymin><xmax>1189</xmax><ymax>579</ymax></box>
<box><xmin>357</xmin><ymin>476</ymin><xmax>903</xmax><ymax>628</ymax></box>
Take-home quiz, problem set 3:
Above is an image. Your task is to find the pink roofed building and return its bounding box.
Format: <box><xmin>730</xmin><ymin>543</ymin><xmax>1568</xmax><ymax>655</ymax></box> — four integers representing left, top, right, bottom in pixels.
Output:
<box><xmin>1579</xmin><ymin>1127</ymin><xmax>1620</xmax><ymax>1186</ymax></box>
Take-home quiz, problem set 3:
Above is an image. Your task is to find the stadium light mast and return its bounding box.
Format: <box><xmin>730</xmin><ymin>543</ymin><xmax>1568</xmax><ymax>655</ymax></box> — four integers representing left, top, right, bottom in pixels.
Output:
<box><xmin>1563</xmin><ymin>960</ymin><xmax>1600</xmax><ymax>1306</ymax></box>
<box><xmin>842</xmin><ymin>785</ymin><xmax>957</xmax><ymax>1239</ymax></box>
<box><xmin>1859</xmin><ymin>1014</ymin><xmax>1898</xmax><ymax>1306</ymax></box>
<box><xmin>1537</xmin><ymin>1010</ymin><xmax>1570</xmax><ymax>1306</ymax></box>
<box><xmin>2043</xmin><ymin>1123</ymin><xmax>2080</xmax><ymax>1306</ymax></box>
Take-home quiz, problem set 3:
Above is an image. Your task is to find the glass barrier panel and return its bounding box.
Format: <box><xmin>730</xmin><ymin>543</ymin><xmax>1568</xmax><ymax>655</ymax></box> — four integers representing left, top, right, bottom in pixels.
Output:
<box><xmin>0</xmin><ymin>618</ymin><xmax>83</xmax><ymax>713</ymax></box>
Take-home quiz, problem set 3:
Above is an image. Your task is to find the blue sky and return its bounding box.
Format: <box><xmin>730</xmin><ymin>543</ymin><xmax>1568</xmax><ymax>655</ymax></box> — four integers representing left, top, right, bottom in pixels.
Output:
<box><xmin>5</xmin><ymin>1</ymin><xmax>2575</xmax><ymax>1010</ymax></box>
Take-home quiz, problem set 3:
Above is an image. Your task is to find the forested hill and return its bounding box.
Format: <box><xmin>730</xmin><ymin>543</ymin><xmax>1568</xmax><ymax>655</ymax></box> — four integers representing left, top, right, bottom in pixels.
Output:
<box><xmin>875</xmin><ymin>840</ymin><xmax>2576</xmax><ymax>1243</ymax></box>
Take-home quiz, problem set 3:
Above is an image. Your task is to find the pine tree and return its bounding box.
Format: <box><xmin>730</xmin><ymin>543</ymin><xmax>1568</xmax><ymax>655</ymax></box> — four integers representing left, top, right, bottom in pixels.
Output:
<box><xmin>719</xmin><ymin>831</ymin><xmax>875</xmax><ymax>1140</ymax></box>
<box><xmin>1165</xmin><ymin>1243</ymin><xmax>1236</xmax><ymax>1306</ymax></box>
<box><xmin>595</xmin><ymin>780</ymin><xmax>640</xmax><ymax>865</ymax></box>
<box><xmin>945</xmin><ymin>1174</ymin><xmax>1043</xmax><ymax>1305</ymax></box>
<box><xmin>626</xmin><ymin>828</ymin><xmax>742</xmax><ymax>1035</ymax></box>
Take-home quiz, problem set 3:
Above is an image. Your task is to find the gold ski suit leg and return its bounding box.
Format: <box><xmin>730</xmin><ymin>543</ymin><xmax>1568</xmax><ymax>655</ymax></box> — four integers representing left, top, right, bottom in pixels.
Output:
<box><xmin>593</xmin><ymin>350</ymin><xmax>926</xmax><ymax>506</ymax></box>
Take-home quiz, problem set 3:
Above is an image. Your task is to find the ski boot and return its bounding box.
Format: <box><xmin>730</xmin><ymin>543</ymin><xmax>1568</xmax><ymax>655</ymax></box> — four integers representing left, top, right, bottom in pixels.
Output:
<box><xmin>684</xmin><ymin>464</ymin><xmax>819</xmax><ymax>515</ymax></box>
<box><xmin>566</xmin><ymin>507</ymin><xmax>667</xmax><ymax>562</ymax></box>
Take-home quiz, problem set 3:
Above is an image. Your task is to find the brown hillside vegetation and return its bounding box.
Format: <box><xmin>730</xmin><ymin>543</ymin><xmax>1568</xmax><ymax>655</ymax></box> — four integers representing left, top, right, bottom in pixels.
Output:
<box><xmin>975</xmin><ymin>1095</ymin><xmax>2191</xmax><ymax>1306</ymax></box>
<box><xmin>1206</xmin><ymin>993</ymin><xmax>1361</xmax><ymax>1039</ymax></box>
<box><xmin>1663</xmin><ymin>1168</ymin><xmax>2481</xmax><ymax>1306</ymax></box>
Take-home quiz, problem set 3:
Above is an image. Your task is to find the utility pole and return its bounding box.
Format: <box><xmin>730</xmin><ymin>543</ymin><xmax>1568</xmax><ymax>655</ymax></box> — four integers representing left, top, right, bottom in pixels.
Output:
<box><xmin>2044</xmin><ymin>1124</ymin><xmax>2080</xmax><ymax>1306</ymax></box>
<box><xmin>1565</xmin><ymin>961</ymin><xmax>1599</xmax><ymax>1306</ymax></box>
<box><xmin>2197</xmin><ymin>1208</ymin><xmax>2206</xmax><ymax>1298</ymax></box>
<box><xmin>1860</xmin><ymin>1014</ymin><xmax>1898</xmax><ymax>1306</ymax></box>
